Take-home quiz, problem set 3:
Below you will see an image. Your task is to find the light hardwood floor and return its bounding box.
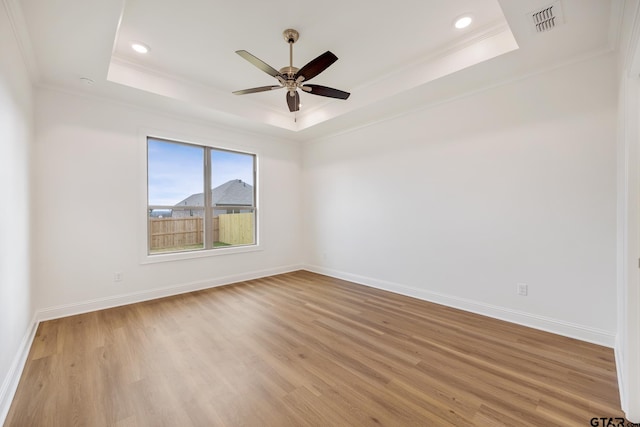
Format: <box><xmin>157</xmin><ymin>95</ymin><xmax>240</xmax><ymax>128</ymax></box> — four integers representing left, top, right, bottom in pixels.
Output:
<box><xmin>5</xmin><ymin>271</ymin><xmax>626</xmax><ymax>426</ymax></box>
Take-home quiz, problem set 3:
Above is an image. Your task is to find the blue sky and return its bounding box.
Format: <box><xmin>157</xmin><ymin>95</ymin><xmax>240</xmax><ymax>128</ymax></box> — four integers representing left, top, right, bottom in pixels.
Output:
<box><xmin>148</xmin><ymin>139</ymin><xmax>254</xmax><ymax>206</ymax></box>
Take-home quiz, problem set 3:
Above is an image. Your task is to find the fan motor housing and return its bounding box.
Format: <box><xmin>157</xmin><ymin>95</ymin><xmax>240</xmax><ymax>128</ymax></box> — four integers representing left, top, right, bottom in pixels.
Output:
<box><xmin>279</xmin><ymin>66</ymin><xmax>299</xmax><ymax>77</ymax></box>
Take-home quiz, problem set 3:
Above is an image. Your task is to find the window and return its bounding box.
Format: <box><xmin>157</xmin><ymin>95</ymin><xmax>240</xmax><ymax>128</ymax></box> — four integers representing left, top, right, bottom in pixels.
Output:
<box><xmin>147</xmin><ymin>137</ymin><xmax>256</xmax><ymax>255</ymax></box>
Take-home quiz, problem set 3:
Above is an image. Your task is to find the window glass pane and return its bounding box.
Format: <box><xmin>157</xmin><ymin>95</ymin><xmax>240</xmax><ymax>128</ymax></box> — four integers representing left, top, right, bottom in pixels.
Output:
<box><xmin>148</xmin><ymin>139</ymin><xmax>204</xmax><ymax>206</ymax></box>
<box><xmin>148</xmin><ymin>139</ymin><xmax>204</xmax><ymax>253</ymax></box>
<box><xmin>210</xmin><ymin>149</ymin><xmax>255</xmax><ymax>207</ymax></box>
<box><xmin>210</xmin><ymin>149</ymin><xmax>256</xmax><ymax>248</ymax></box>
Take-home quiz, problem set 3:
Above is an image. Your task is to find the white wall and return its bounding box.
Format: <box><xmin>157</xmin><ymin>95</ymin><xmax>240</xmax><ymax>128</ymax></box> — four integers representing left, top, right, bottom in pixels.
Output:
<box><xmin>32</xmin><ymin>88</ymin><xmax>302</xmax><ymax>315</ymax></box>
<box><xmin>616</xmin><ymin>0</ymin><xmax>640</xmax><ymax>421</ymax></box>
<box><xmin>617</xmin><ymin>71</ymin><xmax>640</xmax><ymax>424</ymax></box>
<box><xmin>0</xmin><ymin>1</ymin><xmax>35</xmax><ymax>421</ymax></box>
<box><xmin>303</xmin><ymin>53</ymin><xmax>618</xmax><ymax>346</ymax></box>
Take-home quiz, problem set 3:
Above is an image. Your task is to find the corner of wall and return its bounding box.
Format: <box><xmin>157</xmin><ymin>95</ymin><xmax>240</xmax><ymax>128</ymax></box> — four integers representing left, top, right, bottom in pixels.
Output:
<box><xmin>0</xmin><ymin>314</ymin><xmax>38</xmax><ymax>425</ymax></box>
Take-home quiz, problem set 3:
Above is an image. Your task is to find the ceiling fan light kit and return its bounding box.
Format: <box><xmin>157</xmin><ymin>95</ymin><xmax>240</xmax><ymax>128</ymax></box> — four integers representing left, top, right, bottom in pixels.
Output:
<box><xmin>233</xmin><ymin>28</ymin><xmax>350</xmax><ymax>113</ymax></box>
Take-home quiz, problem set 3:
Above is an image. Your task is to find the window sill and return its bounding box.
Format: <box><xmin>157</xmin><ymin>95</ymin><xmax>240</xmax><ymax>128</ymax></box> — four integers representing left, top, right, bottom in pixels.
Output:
<box><xmin>141</xmin><ymin>244</ymin><xmax>262</xmax><ymax>264</ymax></box>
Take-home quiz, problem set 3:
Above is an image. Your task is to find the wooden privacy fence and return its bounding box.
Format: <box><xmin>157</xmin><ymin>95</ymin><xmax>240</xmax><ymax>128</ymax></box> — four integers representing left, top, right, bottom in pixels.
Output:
<box><xmin>149</xmin><ymin>217</ymin><xmax>203</xmax><ymax>251</ymax></box>
<box><xmin>218</xmin><ymin>212</ymin><xmax>254</xmax><ymax>245</ymax></box>
<box><xmin>149</xmin><ymin>213</ymin><xmax>253</xmax><ymax>251</ymax></box>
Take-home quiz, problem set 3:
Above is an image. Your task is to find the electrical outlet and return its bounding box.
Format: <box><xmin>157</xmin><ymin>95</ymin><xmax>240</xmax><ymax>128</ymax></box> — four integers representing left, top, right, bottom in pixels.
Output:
<box><xmin>517</xmin><ymin>283</ymin><xmax>528</xmax><ymax>296</ymax></box>
<box><xmin>114</xmin><ymin>272</ymin><xmax>123</xmax><ymax>282</ymax></box>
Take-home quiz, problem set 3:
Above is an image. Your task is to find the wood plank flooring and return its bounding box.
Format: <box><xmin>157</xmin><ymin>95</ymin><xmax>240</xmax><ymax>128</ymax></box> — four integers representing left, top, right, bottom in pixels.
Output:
<box><xmin>5</xmin><ymin>271</ymin><xmax>627</xmax><ymax>426</ymax></box>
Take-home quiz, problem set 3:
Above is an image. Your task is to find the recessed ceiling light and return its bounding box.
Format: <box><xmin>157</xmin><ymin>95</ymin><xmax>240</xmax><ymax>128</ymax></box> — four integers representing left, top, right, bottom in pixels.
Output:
<box><xmin>454</xmin><ymin>15</ymin><xmax>473</xmax><ymax>29</ymax></box>
<box><xmin>131</xmin><ymin>42</ymin><xmax>150</xmax><ymax>54</ymax></box>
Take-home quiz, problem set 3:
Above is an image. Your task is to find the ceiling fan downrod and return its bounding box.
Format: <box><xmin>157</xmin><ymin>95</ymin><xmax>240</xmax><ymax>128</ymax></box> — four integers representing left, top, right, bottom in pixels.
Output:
<box><xmin>282</xmin><ymin>29</ymin><xmax>300</xmax><ymax>97</ymax></box>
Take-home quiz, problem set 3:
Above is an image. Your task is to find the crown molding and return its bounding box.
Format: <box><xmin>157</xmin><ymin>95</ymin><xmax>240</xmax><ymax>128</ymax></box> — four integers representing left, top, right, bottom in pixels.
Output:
<box><xmin>619</xmin><ymin>0</ymin><xmax>640</xmax><ymax>77</ymax></box>
<box><xmin>2</xmin><ymin>0</ymin><xmax>40</xmax><ymax>83</ymax></box>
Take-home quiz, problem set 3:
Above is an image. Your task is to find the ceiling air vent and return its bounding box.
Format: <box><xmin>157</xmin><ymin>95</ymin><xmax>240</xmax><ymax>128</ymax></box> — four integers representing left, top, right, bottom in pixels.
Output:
<box><xmin>530</xmin><ymin>1</ymin><xmax>564</xmax><ymax>33</ymax></box>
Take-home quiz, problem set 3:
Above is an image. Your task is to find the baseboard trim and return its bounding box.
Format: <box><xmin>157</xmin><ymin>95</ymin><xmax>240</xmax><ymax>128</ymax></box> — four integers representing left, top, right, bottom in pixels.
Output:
<box><xmin>37</xmin><ymin>264</ymin><xmax>303</xmax><ymax>322</ymax></box>
<box><xmin>614</xmin><ymin>335</ymin><xmax>626</xmax><ymax>413</ymax></box>
<box><xmin>0</xmin><ymin>313</ymin><xmax>38</xmax><ymax>425</ymax></box>
<box><xmin>303</xmin><ymin>265</ymin><xmax>616</xmax><ymax>348</ymax></box>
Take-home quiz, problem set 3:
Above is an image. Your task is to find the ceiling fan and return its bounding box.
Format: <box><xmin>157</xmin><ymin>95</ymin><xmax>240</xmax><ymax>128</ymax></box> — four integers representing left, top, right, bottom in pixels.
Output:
<box><xmin>233</xmin><ymin>29</ymin><xmax>350</xmax><ymax>112</ymax></box>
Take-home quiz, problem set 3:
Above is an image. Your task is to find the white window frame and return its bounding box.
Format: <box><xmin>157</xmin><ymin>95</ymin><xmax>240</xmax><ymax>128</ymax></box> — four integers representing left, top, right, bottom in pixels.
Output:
<box><xmin>139</xmin><ymin>130</ymin><xmax>262</xmax><ymax>264</ymax></box>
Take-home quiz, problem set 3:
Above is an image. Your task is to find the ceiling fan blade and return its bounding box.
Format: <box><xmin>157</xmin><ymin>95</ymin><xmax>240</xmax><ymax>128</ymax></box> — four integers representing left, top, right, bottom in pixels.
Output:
<box><xmin>296</xmin><ymin>51</ymin><xmax>338</xmax><ymax>82</ymax></box>
<box><xmin>233</xmin><ymin>86</ymin><xmax>282</xmax><ymax>95</ymax></box>
<box><xmin>302</xmin><ymin>84</ymin><xmax>350</xmax><ymax>100</ymax></box>
<box><xmin>235</xmin><ymin>50</ymin><xmax>281</xmax><ymax>78</ymax></box>
<box><xmin>286</xmin><ymin>91</ymin><xmax>300</xmax><ymax>112</ymax></box>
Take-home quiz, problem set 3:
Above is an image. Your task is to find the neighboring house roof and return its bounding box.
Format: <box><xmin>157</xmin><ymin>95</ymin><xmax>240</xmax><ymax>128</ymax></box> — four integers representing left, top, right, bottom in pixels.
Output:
<box><xmin>175</xmin><ymin>179</ymin><xmax>253</xmax><ymax>207</ymax></box>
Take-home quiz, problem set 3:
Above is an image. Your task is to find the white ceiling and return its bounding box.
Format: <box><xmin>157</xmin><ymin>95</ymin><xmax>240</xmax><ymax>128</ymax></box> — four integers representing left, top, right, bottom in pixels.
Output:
<box><xmin>12</xmin><ymin>0</ymin><xmax>619</xmax><ymax>140</ymax></box>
